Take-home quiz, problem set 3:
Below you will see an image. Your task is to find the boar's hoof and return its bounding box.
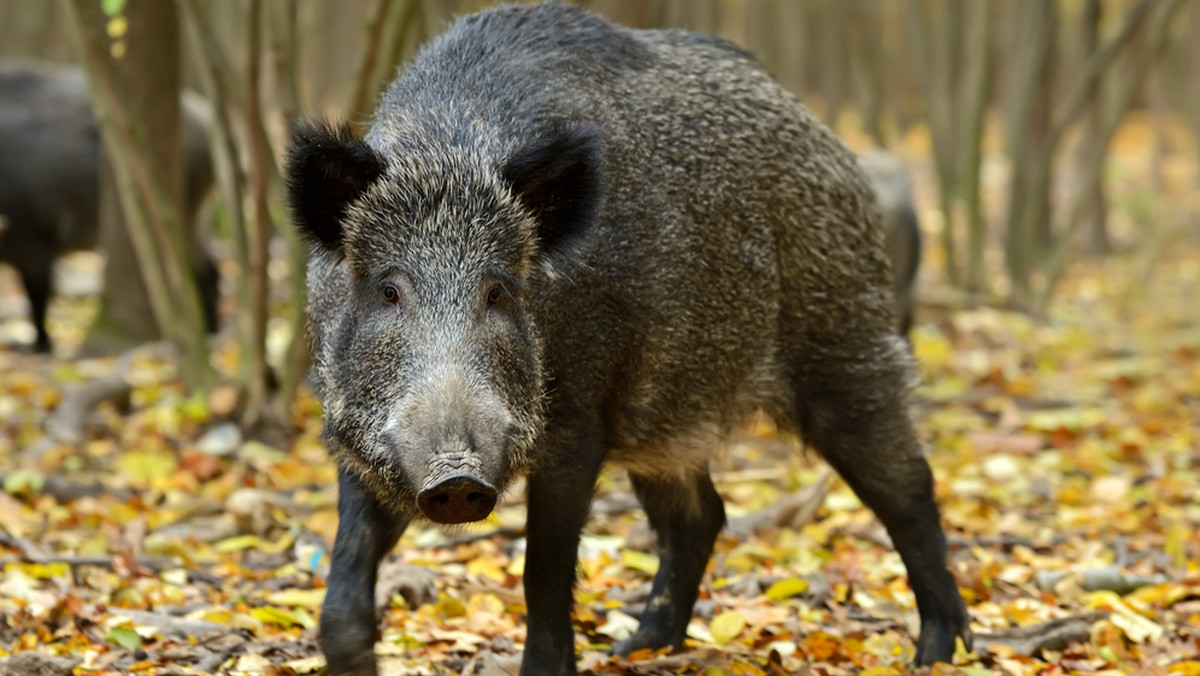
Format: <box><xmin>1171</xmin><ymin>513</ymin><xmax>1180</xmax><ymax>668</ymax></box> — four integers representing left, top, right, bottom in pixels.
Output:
<box><xmin>417</xmin><ymin>474</ymin><xmax>497</xmax><ymax>524</ymax></box>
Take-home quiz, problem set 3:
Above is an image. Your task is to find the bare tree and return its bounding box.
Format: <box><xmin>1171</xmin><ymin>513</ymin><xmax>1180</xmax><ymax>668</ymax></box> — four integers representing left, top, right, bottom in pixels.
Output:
<box><xmin>958</xmin><ymin>0</ymin><xmax>991</xmax><ymax>293</ymax></box>
<box><xmin>905</xmin><ymin>0</ymin><xmax>978</xmax><ymax>289</ymax></box>
<box><xmin>63</xmin><ymin>0</ymin><xmax>211</xmax><ymax>387</ymax></box>
<box><xmin>1076</xmin><ymin>0</ymin><xmax>1110</xmax><ymax>257</ymax></box>
<box><xmin>1038</xmin><ymin>0</ymin><xmax>1184</xmax><ymax>308</ymax></box>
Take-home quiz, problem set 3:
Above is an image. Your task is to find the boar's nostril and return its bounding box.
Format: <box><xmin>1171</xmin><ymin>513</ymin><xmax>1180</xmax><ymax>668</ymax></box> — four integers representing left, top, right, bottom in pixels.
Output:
<box><xmin>417</xmin><ymin>474</ymin><xmax>497</xmax><ymax>524</ymax></box>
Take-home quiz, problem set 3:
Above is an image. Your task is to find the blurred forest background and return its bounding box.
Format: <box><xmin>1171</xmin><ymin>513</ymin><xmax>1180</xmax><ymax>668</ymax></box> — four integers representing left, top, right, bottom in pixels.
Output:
<box><xmin>0</xmin><ymin>1</ymin><xmax>1198</xmax><ymax>674</ymax></box>
<box><xmin>0</xmin><ymin>0</ymin><xmax>1195</xmax><ymax>425</ymax></box>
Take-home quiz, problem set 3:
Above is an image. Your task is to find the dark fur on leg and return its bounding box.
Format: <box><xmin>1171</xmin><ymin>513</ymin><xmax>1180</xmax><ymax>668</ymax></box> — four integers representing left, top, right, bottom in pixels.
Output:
<box><xmin>613</xmin><ymin>471</ymin><xmax>725</xmax><ymax>656</ymax></box>
<box><xmin>321</xmin><ymin>466</ymin><xmax>411</xmax><ymax>676</ymax></box>
<box><xmin>792</xmin><ymin>341</ymin><xmax>971</xmax><ymax>666</ymax></box>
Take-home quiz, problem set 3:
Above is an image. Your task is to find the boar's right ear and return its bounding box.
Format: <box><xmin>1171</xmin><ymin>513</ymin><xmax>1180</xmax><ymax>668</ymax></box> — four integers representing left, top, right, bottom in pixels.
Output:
<box><xmin>287</xmin><ymin>120</ymin><xmax>386</xmax><ymax>253</ymax></box>
<box><xmin>501</xmin><ymin>122</ymin><xmax>604</xmax><ymax>259</ymax></box>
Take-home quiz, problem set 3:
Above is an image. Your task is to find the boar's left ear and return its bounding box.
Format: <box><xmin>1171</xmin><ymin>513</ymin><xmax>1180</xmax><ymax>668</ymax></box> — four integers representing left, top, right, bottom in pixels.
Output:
<box><xmin>287</xmin><ymin>119</ymin><xmax>386</xmax><ymax>253</ymax></box>
<box><xmin>501</xmin><ymin>122</ymin><xmax>604</xmax><ymax>258</ymax></box>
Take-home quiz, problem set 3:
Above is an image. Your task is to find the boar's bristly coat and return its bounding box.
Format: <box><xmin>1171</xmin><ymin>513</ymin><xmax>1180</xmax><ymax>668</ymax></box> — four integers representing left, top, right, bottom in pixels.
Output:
<box><xmin>288</xmin><ymin>3</ymin><xmax>971</xmax><ymax>675</ymax></box>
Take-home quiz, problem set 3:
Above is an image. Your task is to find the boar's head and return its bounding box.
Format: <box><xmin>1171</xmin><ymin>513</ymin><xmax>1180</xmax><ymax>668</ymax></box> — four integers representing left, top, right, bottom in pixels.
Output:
<box><xmin>287</xmin><ymin>119</ymin><xmax>603</xmax><ymax>524</ymax></box>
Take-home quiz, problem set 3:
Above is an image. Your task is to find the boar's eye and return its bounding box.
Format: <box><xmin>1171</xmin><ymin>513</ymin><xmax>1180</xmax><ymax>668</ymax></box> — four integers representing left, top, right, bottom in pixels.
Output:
<box><xmin>486</xmin><ymin>285</ymin><xmax>503</xmax><ymax>307</ymax></box>
<box><xmin>382</xmin><ymin>285</ymin><xmax>401</xmax><ymax>305</ymax></box>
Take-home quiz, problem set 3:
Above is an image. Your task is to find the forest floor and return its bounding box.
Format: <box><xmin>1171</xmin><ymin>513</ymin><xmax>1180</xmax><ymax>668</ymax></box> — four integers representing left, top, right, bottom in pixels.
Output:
<box><xmin>0</xmin><ymin>128</ymin><xmax>1198</xmax><ymax>675</ymax></box>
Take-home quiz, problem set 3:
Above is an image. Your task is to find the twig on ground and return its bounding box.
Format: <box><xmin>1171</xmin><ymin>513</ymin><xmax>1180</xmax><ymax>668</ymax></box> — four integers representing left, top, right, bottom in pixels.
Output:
<box><xmin>0</xmin><ymin>553</ymin><xmax>181</xmax><ymax>571</ymax></box>
<box><xmin>0</xmin><ymin>530</ymin><xmax>49</xmax><ymax>561</ymax></box>
<box><xmin>947</xmin><ymin>534</ymin><xmax>1070</xmax><ymax>551</ymax></box>
<box><xmin>726</xmin><ymin>470</ymin><xmax>834</xmax><ymax>540</ymax></box>
<box><xmin>23</xmin><ymin>342</ymin><xmax>170</xmax><ymax>463</ymax></box>
<box><xmin>975</xmin><ymin>611</ymin><xmax>1108</xmax><ymax>656</ymax></box>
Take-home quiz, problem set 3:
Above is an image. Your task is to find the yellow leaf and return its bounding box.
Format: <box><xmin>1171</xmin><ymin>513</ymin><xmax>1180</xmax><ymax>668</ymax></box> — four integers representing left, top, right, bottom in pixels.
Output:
<box><xmin>251</xmin><ymin>605</ymin><xmax>302</xmax><ymax>627</ymax></box>
<box><xmin>765</xmin><ymin>577</ymin><xmax>808</xmax><ymax>601</ymax></box>
<box><xmin>467</xmin><ymin>593</ymin><xmax>505</xmax><ymax>616</ymax></box>
<box><xmin>194</xmin><ymin>608</ymin><xmax>233</xmax><ymax>624</ymax></box>
<box><xmin>159</xmin><ymin>569</ymin><xmax>188</xmax><ymax>586</ymax></box>
<box><xmin>1110</xmin><ymin>604</ymin><xmax>1164</xmax><ymax>643</ymax></box>
<box><xmin>265</xmin><ymin>588</ymin><xmax>327</xmax><ymax>608</ymax></box>
<box><xmin>258</xmin><ymin>531</ymin><xmax>294</xmax><ymax>555</ymax></box>
<box><xmin>115</xmin><ymin>450</ymin><xmax>177</xmax><ymax>486</ymax></box>
<box><xmin>709</xmin><ymin>610</ymin><xmax>746</xmax><ymax>645</ymax></box>
<box><xmin>620</xmin><ymin>549</ymin><xmax>659</xmax><ymax>576</ymax></box>
<box><xmin>467</xmin><ymin>557</ymin><xmax>507</xmax><ymax>583</ymax></box>
<box><xmin>291</xmin><ymin>607</ymin><xmax>316</xmax><ymax>629</ymax></box>
<box><xmin>764</xmin><ymin>639</ymin><xmax>796</xmax><ymax>657</ymax></box>
<box><xmin>6</xmin><ymin>562</ymin><xmax>70</xmax><ymax>580</ymax></box>
<box><xmin>436</xmin><ymin>597</ymin><xmax>468</xmax><ymax>619</ymax></box>
<box><xmin>214</xmin><ymin>535</ymin><xmax>261</xmax><ymax>553</ymax></box>
<box><xmin>284</xmin><ymin>656</ymin><xmax>327</xmax><ymax>674</ymax></box>
<box><xmin>507</xmin><ymin>553</ymin><xmax>525</xmax><ymax>577</ymax></box>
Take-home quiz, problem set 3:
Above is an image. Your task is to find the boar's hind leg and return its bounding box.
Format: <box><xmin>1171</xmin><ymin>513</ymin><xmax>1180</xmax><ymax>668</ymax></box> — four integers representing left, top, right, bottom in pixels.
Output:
<box><xmin>613</xmin><ymin>470</ymin><xmax>725</xmax><ymax>657</ymax></box>
<box><xmin>521</xmin><ymin>444</ymin><xmax>606</xmax><ymax>676</ymax></box>
<box><xmin>321</xmin><ymin>467</ymin><xmax>411</xmax><ymax>676</ymax></box>
<box><xmin>791</xmin><ymin>344</ymin><xmax>971</xmax><ymax>666</ymax></box>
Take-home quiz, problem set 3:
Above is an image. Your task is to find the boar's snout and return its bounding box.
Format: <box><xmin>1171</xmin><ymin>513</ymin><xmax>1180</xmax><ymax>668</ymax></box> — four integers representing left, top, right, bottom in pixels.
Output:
<box><xmin>417</xmin><ymin>474</ymin><xmax>497</xmax><ymax>523</ymax></box>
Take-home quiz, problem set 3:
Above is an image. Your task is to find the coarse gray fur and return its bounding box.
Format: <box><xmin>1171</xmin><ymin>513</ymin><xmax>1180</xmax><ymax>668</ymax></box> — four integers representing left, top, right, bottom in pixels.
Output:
<box><xmin>290</xmin><ymin>3</ymin><xmax>970</xmax><ymax>675</ymax></box>
<box><xmin>859</xmin><ymin>150</ymin><xmax>922</xmax><ymax>336</ymax></box>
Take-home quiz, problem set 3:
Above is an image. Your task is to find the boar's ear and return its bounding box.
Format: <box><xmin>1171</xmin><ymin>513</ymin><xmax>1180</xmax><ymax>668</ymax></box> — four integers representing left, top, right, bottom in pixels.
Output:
<box><xmin>501</xmin><ymin>122</ymin><xmax>604</xmax><ymax>257</ymax></box>
<box><xmin>287</xmin><ymin>119</ymin><xmax>386</xmax><ymax>253</ymax></box>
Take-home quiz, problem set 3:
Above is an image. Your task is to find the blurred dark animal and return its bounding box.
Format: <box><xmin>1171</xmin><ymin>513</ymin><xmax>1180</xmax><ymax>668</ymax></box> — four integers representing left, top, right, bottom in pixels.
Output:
<box><xmin>0</xmin><ymin>59</ymin><xmax>217</xmax><ymax>352</ymax></box>
<box><xmin>859</xmin><ymin>150</ymin><xmax>922</xmax><ymax>336</ymax></box>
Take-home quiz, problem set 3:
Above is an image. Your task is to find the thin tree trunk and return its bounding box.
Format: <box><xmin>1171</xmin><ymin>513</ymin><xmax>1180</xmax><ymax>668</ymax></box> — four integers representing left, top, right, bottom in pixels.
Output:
<box><xmin>852</xmin><ymin>0</ymin><xmax>887</xmax><ymax>146</ymax></box>
<box><xmin>242</xmin><ymin>0</ymin><xmax>276</xmax><ymax>433</ymax></box>
<box><xmin>1002</xmin><ymin>0</ymin><xmax>1058</xmax><ymax>308</ymax></box>
<box><xmin>1030</xmin><ymin>3</ymin><xmax>1059</xmax><ymax>254</ymax></box>
<box><xmin>89</xmin><ymin>0</ymin><xmax>183</xmax><ymax>352</ymax></box>
<box><xmin>886</xmin><ymin>2</ymin><xmax>919</xmax><ymax>134</ymax></box>
<box><xmin>716</xmin><ymin>0</ymin><xmax>749</xmax><ymax>46</ymax></box>
<box><xmin>380</xmin><ymin>0</ymin><xmax>426</xmax><ymax>79</ymax></box>
<box><xmin>960</xmin><ymin>0</ymin><xmax>991</xmax><ymax>294</ymax></box>
<box><xmin>270</xmin><ymin>0</ymin><xmax>301</xmax><ymax>120</ymax></box>
<box><xmin>63</xmin><ymin>0</ymin><xmax>211</xmax><ymax>386</ymax></box>
<box><xmin>1147</xmin><ymin>66</ymin><xmax>1169</xmax><ymax>192</ymax></box>
<box><xmin>177</xmin><ymin>0</ymin><xmax>253</xmax><ymax>378</ymax></box>
<box><xmin>1193</xmin><ymin>3</ymin><xmax>1200</xmax><ymax>190</ymax></box>
<box><xmin>820</xmin><ymin>0</ymin><xmax>847</xmax><ymax>125</ymax></box>
<box><xmin>1003</xmin><ymin>0</ymin><xmax>1060</xmax><ymax>307</ymax></box>
<box><xmin>955</xmin><ymin>1</ymin><xmax>984</xmax><ymax>295</ymax></box>
<box><xmin>773</xmin><ymin>0</ymin><xmax>805</xmax><ymax>96</ymax></box>
<box><xmin>271</xmin><ymin>0</ymin><xmax>316</xmax><ymax>422</ymax></box>
<box><xmin>906</xmin><ymin>0</ymin><xmax>960</xmax><ymax>286</ymax></box>
<box><xmin>1077</xmin><ymin>0</ymin><xmax>1111</xmax><ymax>257</ymax></box>
<box><xmin>346</xmin><ymin>0</ymin><xmax>396</xmax><ymax>130</ymax></box>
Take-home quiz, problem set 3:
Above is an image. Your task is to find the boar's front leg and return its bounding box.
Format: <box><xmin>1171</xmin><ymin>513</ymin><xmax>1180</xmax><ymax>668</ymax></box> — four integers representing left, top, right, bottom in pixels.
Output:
<box><xmin>520</xmin><ymin>429</ymin><xmax>607</xmax><ymax>676</ymax></box>
<box><xmin>321</xmin><ymin>466</ymin><xmax>411</xmax><ymax>676</ymax></box>
<box><xmin>613</xmin><ymin>471</ymin><xmax>725</xmax><ymax>656</ymax></box>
